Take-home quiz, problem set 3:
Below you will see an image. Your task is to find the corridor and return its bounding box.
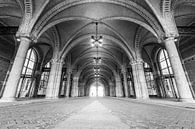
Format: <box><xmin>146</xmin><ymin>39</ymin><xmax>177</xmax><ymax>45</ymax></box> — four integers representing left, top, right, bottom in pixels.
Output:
<box><xmin>0</xmin><ymin>98</ymin><xmax>195</xmax><ymax>129</ymax></box>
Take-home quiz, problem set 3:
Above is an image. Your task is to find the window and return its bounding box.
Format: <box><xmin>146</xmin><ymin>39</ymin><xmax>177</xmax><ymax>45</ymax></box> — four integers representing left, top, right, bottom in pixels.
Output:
<box><xmin>144</xmin><ymin>62</ymin><xmax>157</xmax><ymax>96</ymax></box>
<box><xmin>17</xmin><ymin>49</ymin><xmax>37</xmax><ymax>98</ymax></box>
<box><xmin>158</xmin><ymin>49</ymin><xmax>178</xmax><ymax>98</ymax></box>
<box><xmin>37</xmin><ymin>62</ymin><xmax>51</xmax><ymax>96</ymax></box>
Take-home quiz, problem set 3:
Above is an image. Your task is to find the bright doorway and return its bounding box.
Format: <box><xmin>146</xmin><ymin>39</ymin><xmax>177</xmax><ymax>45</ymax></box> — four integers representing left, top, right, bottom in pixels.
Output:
<box><xmin>89</xmin><ymin>82</ymin><xmax>104</xmax><ymax>97</ymax></box>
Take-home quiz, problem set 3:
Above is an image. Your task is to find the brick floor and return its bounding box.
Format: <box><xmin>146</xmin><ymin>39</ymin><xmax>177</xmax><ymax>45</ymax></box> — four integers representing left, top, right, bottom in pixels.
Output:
<box><xmin>0</xmin><ymin>97</ymin><xmax>195</xmax><ymax>129</ymax></box>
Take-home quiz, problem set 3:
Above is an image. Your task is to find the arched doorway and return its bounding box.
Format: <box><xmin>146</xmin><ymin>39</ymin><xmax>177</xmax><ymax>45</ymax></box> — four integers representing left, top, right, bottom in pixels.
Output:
<box><xmin>89</xmin><ymin>81</ymin><xmax>105</xmax><ymax>97</ymax></box>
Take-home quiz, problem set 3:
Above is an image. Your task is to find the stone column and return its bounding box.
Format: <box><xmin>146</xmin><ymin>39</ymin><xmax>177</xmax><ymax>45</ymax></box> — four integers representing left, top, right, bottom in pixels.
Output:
<box><xmin>115</xmin><ymin>74</ymin><xmax>123</xmax><ymax>97</ymax></box>
<box><xmin>53</xmin><ymin>60</ymin><xmax>63</xmax><ymax>98</ymax></box>
<box><xmin>109</xmin><ymin>81</ymin><xmax>114</xmax><ymax>97</ymax></box>
<box><xmin>65</xmin><ymin>70</ymin><xmax>72</xmax><ymax>97</ymax></box>
<box><xmin>164</xmin><ymin>36</ymin><xmax>194</xmax><ymax>102</ymax></box>
<box><xmin>79</xmin><ymin>83</ymin><xmax>85</xmax><ymax>97</ymax></box>
<box><xmin>71</xmin><ymin>76</ymin><xmax>79</xmax><ymax>97</ymax></box>
<box><xmin>122</xmin><ymin>70</ymin><xmax>129</xmax><ymax>97</ymax></box>
<box><xmin>46</xmin><ymin>59</ymin><xmax>63</xmax><ymax>99</ymax></box>
<box><xmin>104</xmin><ymin>86</ymin><xmax>109</xmax><ymax>96</ymax></box>
<box><xmin>131</xmin><ymin>60</ymin><xmax>149</xmax><ymax>99</ymax></box>
<box><xmin>128</xmin><ymin>80</ymin><xmax>134</xmax><ymax>97</ymax></box>
<box><xmin>1</xmin><ymin>37</ymin><xmax>31</xmax><ymax>102</ymax></box>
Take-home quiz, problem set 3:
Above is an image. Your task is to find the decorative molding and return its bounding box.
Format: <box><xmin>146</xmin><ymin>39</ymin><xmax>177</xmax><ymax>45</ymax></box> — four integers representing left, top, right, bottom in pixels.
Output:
<box><xmin>135</xmin><ymin>26</ymin><xmax>143</xmax><ymax>49</ymax></box>
<box><xmin>184</xmin><ymin>55</ymin><xmax>195</xmax><ymax>64</ymax></box>
<box><xmin>161</xmin><ymin>0</ymin><xmax>179</xmax><ymax>37</ymax></box>
<box><xmin>130</xmin><ymin>59</ymin><xmax>144</xmax><ymax>65</ymax></box>
<box><xmin>161</xmin><ymin>0</ymin><xmax>172</xmax><ymax>15</ymax></box>
<box><xmin>17</xmin><ymin>0</ymin><xmax>33</xmax><ymax>35</ymax></box>
<box><xmin>50</xmin><ymin>26</ymin><xmax>60</xmax><ymax>49</ymax></box>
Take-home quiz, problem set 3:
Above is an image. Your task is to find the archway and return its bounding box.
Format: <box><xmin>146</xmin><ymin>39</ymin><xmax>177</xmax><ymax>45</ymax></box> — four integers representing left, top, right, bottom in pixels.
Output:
<box><xmin>89</xmin><ymin>81</ymin><xmax>105</xmax><ymax>97</ymax></box>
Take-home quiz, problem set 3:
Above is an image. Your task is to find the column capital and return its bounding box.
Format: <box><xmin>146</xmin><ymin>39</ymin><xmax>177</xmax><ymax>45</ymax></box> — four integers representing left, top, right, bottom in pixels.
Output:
<box><xmin>50</xmin><ymin>58</ymin><xmax>58</xmax><ymax>64</ymax></box>
<box><xmin>16</xmin><ymin>32</ymin><xmax>37</xmax><ymax>43</ymax></box>
<box><xmin>121</xmin><ymin>68</ymin><xmax>127</xmax><ymax>74</ymax></box>
<box><xmin>57</xmin><ymin>59</ymin><xmax>64</xmax><ymax>64</ymax></box>
<box><xmin>164</xmin><ymin>34</ymin><xmax>179</xmax><ymax>42</ymax></box>
<box><xmin>130</xmin><ymin>59</ymin><xmax>144</xmax><ymax>65</ymax></box>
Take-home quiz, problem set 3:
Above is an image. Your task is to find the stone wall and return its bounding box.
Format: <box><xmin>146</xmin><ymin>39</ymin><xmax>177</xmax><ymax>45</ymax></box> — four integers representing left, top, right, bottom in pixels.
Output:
<box><xmin>184</xmin><ymin>58</ymin><xmax>195</xmax><ymax>93</ymax></box>
<box><xmin>0</xmin><ymin>56</ymin><xmax>10</xmax><ymax>92</ymax></box>
<box><xmin>0</xmin><ymin>41</ymin><xmax>14</xmax><ymax>94</ymax></box>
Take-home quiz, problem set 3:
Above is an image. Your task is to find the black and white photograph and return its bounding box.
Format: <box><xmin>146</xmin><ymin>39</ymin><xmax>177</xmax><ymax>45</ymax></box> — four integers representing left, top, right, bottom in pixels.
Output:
<box><xmin>0</xmin><ymin>0</ymin><xmax>195</xmax><ymax>128</ymax></box>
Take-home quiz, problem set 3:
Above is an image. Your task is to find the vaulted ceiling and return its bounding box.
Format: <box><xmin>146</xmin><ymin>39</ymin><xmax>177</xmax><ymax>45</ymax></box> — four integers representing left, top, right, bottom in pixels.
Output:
<box><xmin>0</xmin><ymin>0</ymin><xmax>195</xmax><ymax>86</ymax></box>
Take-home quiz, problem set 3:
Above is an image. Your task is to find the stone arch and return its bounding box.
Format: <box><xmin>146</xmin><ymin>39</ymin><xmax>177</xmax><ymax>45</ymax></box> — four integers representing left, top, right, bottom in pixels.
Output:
<box><xmin>60</xmin><ymin>34</ymin><xmax>134</xmax><ymax>61</ymax></box>
<box><xmin>33</xmin><ymin>0</ymin><xmax>163</xmax><ymax>37</ymax></box>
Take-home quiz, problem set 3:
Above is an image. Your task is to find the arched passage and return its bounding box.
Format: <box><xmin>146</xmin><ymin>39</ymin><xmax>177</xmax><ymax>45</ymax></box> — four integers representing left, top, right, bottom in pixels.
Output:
<box><xmin>89</xmin><ymin>81</ymin><xmax>105</xmax><ymax>97</ymax></box>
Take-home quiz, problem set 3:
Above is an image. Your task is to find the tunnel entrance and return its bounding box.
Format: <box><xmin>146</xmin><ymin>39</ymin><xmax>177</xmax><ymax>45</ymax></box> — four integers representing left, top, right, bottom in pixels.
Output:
<box><xmin>89</xmin><ymin>82</ymin><xmax>104</xmax><ymax>97</ymax></box>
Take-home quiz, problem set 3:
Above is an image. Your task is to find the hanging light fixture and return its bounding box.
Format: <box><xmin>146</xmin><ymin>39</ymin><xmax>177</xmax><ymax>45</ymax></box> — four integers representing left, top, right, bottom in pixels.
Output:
<box><xmin>91</xmin><ymin>22</ymin><xmax>102</xmax><ymax>78</ymax></box>
<box><xmin>91</xmin><ymin>22</ymin><xmax>103</xmax><ymax>47</ymax></box>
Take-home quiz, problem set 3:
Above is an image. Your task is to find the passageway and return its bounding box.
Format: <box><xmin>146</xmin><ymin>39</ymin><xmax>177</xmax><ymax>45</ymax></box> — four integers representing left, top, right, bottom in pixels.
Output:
<box><xmin>0</xmin><ymin>1</ymin><xmax>195</xmax><ymax>128</ymax></box>
<box><xmin>1</xmin><ymin>0</ymin><xmax>195</xmax><ymax>103</ymax></box>
<box><xmin>0</xmin><ymin>97</ymin><xmax>195</xmax><ymax>129</ymax></box>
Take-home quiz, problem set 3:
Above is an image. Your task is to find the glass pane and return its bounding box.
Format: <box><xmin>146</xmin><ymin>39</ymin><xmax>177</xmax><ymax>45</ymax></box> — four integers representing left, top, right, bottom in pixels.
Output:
<box><xmin>22</xmin><ymin>67</ymin><xmax>27</xmax><ymax>74</ymax></box>
<box><xmin>168</xmin><ymin>67</ymin><xmax>173</xmax><ymax>74</ymax></box>
<box><xmin>144</xmin><ymin>63</ymin><xmax>149</xmax><ymax>68</ymax></box>
<box><xmin>160</xmin><ymin>60</ymin><xmax>167</xmax><ymax>70</ymax></box>
<box><xmin>24</xmin><ymin>59</ymin><xmax>28</xmax><ymax>67</ymax></box>
<box><xmin>163</xmin><ymin>50</ymin><xmax>168</xmax><ymax>59</ymax></box>
<box><xmin>162</xmin><ymin>69</ymin><xmax>169</xmax><ymax>75</ymax></box>
<box><xmin>30</xmin><ymin>51</ymin><xmax>35</xmax><ymax>61</ymax></box>
<box><xmin>26</xmin><ymin>68</ymin><xmax>32</xmax><ymax>75</ymax></box>
<box><xmin>159</xmin><ymin>50</ymin><xmax>165</xmax><ymax>61</ymax></box>
<box><xmin>26</xmin><ymin>50</ymin><xmax>31</xmax><ymax>59</ymax></box>
<box><xmin>150</xmin><ymin>72</ymin><xmax>154</xmax><ymax>80</ymax></box>
<box><xmin>166</xmin><ymin>58</ymin><xmax>171</xmax><ymax>67</ymax></box>
<box><xmin>28</xmin><ymin>61</ymin><xmax>35</xmax><ymax>69</ymax></box>
<box><xmin>45</xmin><ymin>62</ymin><xmax>51</xmax><ymax>68</ymax></box>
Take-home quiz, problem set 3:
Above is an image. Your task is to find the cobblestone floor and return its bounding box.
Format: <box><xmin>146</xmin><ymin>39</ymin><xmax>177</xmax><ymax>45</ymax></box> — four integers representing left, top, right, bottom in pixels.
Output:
<box><xmin>0</xmin><ymin>98</ymin><xmax>94</xmax><ymax>129</ymax></box>
<box><xmin>100</xmin><ymin>98</ymin><xmax>195</xmax><ymax>129</ymax></box>
<box><xmin>0</xmin><ymin>97</ymin><xmax>195</xmax><ymax>129</ymax></box>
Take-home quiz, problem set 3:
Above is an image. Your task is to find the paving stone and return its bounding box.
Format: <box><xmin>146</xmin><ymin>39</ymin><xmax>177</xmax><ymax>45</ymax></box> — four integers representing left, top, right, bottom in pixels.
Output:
<box><xmin>0</xmin><ymin>97</ymin><xmax>195</xmax><ymax>129</ymax></box>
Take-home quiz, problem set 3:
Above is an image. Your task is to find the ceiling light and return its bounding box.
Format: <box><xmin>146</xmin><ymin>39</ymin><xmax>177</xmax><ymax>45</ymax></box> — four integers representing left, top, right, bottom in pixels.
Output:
<box><xmin>16</xmin><ymin>37</ymin><xmax>21</xmax><ymax>42</ymax></box>
<box><xmin>90</xmin><ymin>22</ymin><xmax>103</xmax><ymax>47</ymax></box>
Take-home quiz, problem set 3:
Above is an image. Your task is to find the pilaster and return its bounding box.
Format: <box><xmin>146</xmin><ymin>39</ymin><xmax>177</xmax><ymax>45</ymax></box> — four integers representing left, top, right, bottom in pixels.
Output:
<box><xmin>121</xmin><ymin>68</ymin><xmax>129</xmax><ymax>97</ymax></box>
<box><xmin>164</xmin><ymin>36</ymin><xmax>194</xmax><ymax>102</ymax></box>
<box><xmin>131</xmin><ymin>59</ymin><xmax>149</xmax><ymax>99</ymax></box>
<box><xmin>115</xmin><ymin>74</ymin><xmax>123</xmax><ymax>97</ymax></box>
<box><xmin>71</xmin><ymin>76</ymin><xmax>79</xmax><ymax>97</ymax></box>
<box><xmin>65</xmin><ymin>68</ymin><xmax>72</xmax><ymax>97</ymax></box>
<box><xmin>46</xmin><ymin>59</ymin><xmax>63</xmax><ymax>99</ymax></box>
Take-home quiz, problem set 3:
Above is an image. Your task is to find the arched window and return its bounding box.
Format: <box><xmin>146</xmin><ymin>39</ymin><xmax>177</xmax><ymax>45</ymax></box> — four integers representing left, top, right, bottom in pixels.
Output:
<box><xmin>37</xmin><ymin>62</ymin><xmax>51</xmax><ymax>96</ymax></box>
<box><xmin>144</xmin><ymin>62</ymin><xmax>157</xmax><ymax>96</ymax></box>
<box><xmin>17</xmin><ymin>48</ymin><xmax>37</xmax><ymax>98</ymax></box>
<box><xmin>158</xmin><ymin>49</ymin><xmax>178</xmax><ymax>98</ymax></box>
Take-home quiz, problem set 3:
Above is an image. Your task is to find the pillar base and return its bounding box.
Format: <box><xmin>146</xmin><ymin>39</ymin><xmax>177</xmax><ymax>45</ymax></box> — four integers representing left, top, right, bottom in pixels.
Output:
<box><xmin>178</xmin><ymin>98</ymin><xmax>195</xmax><ymax>103</ymax></box>
<box><xmin>0</xmin><ymin>97</ymin><xmax>16</xmax><ymax>102</ymax></box>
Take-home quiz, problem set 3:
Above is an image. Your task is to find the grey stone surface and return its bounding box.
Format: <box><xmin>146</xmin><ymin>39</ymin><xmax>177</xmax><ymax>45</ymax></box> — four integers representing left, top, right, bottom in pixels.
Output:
<box><xmin>0</xmin><ymin>97</ymin><xmax>195</xmax><ymax>129</ymax></box>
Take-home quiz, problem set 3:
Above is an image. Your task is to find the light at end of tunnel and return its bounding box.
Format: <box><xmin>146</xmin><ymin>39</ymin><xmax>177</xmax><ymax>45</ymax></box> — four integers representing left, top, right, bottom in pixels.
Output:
<box><xmin>89</xmin><ymin>84</ymin><xmax>104</xmax><ymax>97</ymax></box>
